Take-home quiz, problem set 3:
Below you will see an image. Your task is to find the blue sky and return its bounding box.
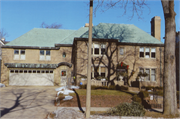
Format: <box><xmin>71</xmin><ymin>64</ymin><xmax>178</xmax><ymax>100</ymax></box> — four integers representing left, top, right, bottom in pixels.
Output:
<box><xmin>0</xmin><ymin>0</ymin><xmax>179</xmax><ymax>43</ymax></box>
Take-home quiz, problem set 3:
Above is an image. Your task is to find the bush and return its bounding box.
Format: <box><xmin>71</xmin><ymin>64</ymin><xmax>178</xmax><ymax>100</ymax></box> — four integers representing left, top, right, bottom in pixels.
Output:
<box><xmin>132</xmin><ymin>94</ymin><xmax>142</xmax><ymax>103</ymax></box>
<box><xmin>145</xmin><ymin>86</ymin><xmax>154</xmax><ymax>91</ymax></box>
<box><xmin>106</xmin><ymin>102</ymin><xmax>145</xmax><ymax>116</ymax></box>
<box><xmin>108</xmin><ymin>85</ymin><xmax>116</xmax><ymax>90</ymax></box>
<box><xmin>138</xmin><ymin>91</ymin><xmax>149</xmax><ymax>99</ymax></box>
<box><xmin>79</xmin><ymin>85</ymin><xmax>86</xmax><ymax>89</ymax></box>
<box><xmin>154</xmin><ymin>86</ymin><xmax>163</xmax><ymax>90</ymax></box>
<box><xmin>120</xmin><ymin>85</ymin><xmax>128</xmax><ymax>91</ymax></box>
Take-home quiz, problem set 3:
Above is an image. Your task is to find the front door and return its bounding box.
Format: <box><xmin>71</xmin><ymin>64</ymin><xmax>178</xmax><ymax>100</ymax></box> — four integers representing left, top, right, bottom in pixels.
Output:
<box><xmin>61</xmin><ymin>70</ymin><xmax>67</xmax><ymax>86</ymax></box>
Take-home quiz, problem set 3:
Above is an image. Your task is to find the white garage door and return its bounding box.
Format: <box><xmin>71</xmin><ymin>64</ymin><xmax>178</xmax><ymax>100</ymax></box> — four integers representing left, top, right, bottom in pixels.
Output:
<box><xmin>9</xmin><ymin>69</ymin><xmax>54</xmax><ymax>86</ymax></box>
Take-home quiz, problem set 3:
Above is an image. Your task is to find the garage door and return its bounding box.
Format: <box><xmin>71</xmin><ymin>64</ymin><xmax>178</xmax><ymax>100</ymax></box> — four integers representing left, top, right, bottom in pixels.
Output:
<box><xmin>9</xmin><ymin>69</ymin><xmax>54</xmax><ymax>86</ymax></box>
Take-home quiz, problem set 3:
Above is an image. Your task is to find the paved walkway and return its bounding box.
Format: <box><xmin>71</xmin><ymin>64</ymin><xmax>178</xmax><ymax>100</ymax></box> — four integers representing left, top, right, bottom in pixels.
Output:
<box><xmin>0</xmin><ymin>86</ymin><xmax>59</xmax><ymax>119</ymax></box>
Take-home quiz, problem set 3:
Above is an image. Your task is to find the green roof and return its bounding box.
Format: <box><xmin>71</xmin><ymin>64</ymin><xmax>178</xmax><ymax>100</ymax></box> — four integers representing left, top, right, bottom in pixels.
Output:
<box><xmin>6</xmin><ymin>28</ymin><xmax>76</xmax><ymax>47</ymax></box>
<box><xmin>80</xmin><ymin>23</ymin><xmax>163</xmax><ymax>44</ymax></box>
<box><xmin>6</xmin><ymin>23</ymin><xmax>163</xmax><ymax>47</ymax></box>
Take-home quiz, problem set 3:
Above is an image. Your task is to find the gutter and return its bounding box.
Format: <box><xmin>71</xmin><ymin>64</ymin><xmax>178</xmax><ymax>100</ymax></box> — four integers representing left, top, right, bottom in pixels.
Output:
<box><xmin>2</xmin><ymin>45</ymin><xmax>60</xmax><ymax>50</ymax></box>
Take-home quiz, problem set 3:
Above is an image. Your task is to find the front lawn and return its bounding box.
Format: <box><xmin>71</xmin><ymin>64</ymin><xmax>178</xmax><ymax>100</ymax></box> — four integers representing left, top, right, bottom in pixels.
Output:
<box><xmin>57</xmin><ymin>89</ymin><xmax>133</xmax><ymax>107</ymax></box>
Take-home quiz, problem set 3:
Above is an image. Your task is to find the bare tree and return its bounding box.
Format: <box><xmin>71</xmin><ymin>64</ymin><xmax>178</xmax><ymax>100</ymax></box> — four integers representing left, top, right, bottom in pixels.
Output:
<box><xmin>93</xmin><ymin>0</ymin><xmax>150</xmax><ymax>20</ymax></box>
<box><xmin>40</xmin><ymin>22</ymin><xmax>62</xmax><ymax>29</ymax></box>
<box><xmin>0</xmin><ymin>28</ymin><xmax>8</xmax><ymax>40</ymax></box>
<box><xmin>93</xmin><ymin>0</ymin><xmax>178</xmax><ymax>115</ymax></box>
<box><xmin>161</xmin><ymin>0</ymin><xmax>178</xmax><ymax>115</ymax></box>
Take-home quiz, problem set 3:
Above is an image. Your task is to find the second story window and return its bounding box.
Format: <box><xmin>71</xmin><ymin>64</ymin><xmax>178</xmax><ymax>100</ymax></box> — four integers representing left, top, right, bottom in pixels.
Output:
<box><xmin>120</xmin><ymin>47</ymin><xmax>124</xmax><ymax>55</ymax></box>
<box><xmin>92</xmin><ymin>43</ymin><xmax>106</xmax><ymax>55</ymax></box>
<box><xmin>139</xmin><ymin>47</ymin><xmax>144</xmax><ymax>58</ymax></box>
<box><xmin>139</xmin><ymin>47</ymin><xmax>156</xmax><ymax>58</ymax></box>
<box><xmin>151</xmin><ymin>48</ymin><xmax>156</xmax><ymax>58</ymax></box>
<box><xmin>14</xmin><ymin>49</ymin><xmax>25</xmax><ymax>60</ymax></box>
<box><xmin>40</xmin><ymin>50</ymin><xmax>51</xmax><ymax>60</ymax></box>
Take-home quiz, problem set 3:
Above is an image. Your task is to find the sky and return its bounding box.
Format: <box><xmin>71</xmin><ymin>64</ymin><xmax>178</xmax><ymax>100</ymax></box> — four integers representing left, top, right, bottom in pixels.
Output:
<box><xmin>0</xmin><ymin>0</ymin><xmax>180</xmax><ymax>43</ymax></box>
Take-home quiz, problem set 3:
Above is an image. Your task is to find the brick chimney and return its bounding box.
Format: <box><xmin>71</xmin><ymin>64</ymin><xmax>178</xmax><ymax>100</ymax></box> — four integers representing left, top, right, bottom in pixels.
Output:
<box><xmin>150</xmin><ymin>16</ymin><xmax>161</xmax><ymax>41</ymax></box>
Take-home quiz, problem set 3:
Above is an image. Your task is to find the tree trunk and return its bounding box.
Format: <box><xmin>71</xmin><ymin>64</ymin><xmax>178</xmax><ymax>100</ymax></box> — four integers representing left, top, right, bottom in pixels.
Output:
<box><xmin>161</xmin><ymin>0</ymin><xmax>178</xmax><ymax>115</ymax></box>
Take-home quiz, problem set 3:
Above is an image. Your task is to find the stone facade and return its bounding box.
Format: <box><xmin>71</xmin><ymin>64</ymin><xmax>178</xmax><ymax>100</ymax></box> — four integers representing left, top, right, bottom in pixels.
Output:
<box><xmin>1</xmin><ymin>46</ymin><xmax>73</xmax><ymax>86</ymax></box>
<box><xmin>73</xmin><ymin>38</ymin><xmax>164</xmax><ymax>87</ymax></box>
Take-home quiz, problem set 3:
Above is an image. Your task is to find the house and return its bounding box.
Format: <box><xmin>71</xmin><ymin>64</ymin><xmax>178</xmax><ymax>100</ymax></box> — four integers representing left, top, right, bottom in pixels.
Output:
<box><xmin>1</xmin><ymin>16</ymin><xmax>164</xmax><ymax>87</ymax></box>
<box><xmin>0</xmin><ymin>38</ymin><xmax>9</xmax><ymax>82</ymax></box>
<box><xmin>176</xmin><ymin>31</ymin><xmax>180</xmax><ymax>90</ymax></box>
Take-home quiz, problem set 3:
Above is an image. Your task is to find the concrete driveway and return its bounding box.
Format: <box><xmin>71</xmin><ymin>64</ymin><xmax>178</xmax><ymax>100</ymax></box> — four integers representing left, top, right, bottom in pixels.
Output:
<box><xmin>0</xmin><ymin>86</ymin><xmax>59</xmax><ymax>119</ymax></box>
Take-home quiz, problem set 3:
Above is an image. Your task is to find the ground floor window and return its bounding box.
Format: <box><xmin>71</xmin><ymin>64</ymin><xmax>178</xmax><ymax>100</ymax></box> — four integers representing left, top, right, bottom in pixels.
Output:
<box><xmin>91</xmin><ymin>66</ymin><xmax>106</xmax><ymax>79</ymax></box>
<box><xmin>139</xmin><ymin>68</ymin><xmax>156</xmax><ymax>81</ymax></box>
<box><xmin>10</xmin><ymin>69</ymin><xmax>53</xmax><ymax>74</ymax></box>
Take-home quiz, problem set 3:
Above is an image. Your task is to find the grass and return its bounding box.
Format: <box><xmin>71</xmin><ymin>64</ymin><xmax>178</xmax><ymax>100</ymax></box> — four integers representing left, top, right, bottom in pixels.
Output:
<box><xmin>145</xmin><ymin>111</ymin><xmax>180</xmax><ymax>118</ymax></box>
<box><xmin>69</xmin><ymin>89</ymin><xmax>132</xmax><ymax>96</ymax></box>
<box><xmin>90</xmin><ymin>111</ymin><xmax>180</xmax><ymax>118</ymax></box>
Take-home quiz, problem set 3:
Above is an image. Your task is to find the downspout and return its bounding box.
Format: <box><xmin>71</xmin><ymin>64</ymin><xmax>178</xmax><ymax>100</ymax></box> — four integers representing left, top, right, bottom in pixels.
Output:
<box><xmin>159</xmin><ymin>47</ymin><xmax>162</xmax><ymax>87</ymax></box>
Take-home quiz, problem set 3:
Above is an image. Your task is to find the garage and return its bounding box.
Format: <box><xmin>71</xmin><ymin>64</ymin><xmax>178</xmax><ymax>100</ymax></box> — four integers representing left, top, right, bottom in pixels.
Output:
<box><xmin>9</xmin><ymin>69</ymin><xmax>54</xmax><ymax>86</ymax></box>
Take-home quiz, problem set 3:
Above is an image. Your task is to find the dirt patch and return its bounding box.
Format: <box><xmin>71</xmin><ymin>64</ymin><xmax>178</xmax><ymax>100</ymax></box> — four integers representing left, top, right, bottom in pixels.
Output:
<box><xmin>56</xmin><ymin>95</ymin><xmax>132</xmax><ymax>107</ymax></box>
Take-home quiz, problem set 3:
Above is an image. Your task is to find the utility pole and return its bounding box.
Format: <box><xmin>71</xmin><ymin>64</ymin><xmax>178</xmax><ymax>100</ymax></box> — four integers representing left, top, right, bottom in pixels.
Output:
<box><xmin>86</xmin><ymin>0</ymin><xmax>93</xmax><ymax>118</ymax></box>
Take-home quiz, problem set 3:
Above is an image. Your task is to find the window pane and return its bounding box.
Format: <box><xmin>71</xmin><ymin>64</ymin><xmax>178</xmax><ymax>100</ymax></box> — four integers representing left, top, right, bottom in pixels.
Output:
<box><xmin>101</xmin><ymin>73</ymin><xmax>105</xmax><ymax>77</ymax></box>
<box><xmin>145</xmin><ymin>48</ymin><xmax>150</xmax><ymax>52</ymax></box>
<box><xmin>101</xmin><ymin>49</ymin><xmax>105</xmax><ymax>55</ymax></box>
<box><xmin>21</xmin><ymin>50</ymin><xmax>25</xmax><ymax>54</ymax></box>
<box><xmin>120</xmin><ymin>47</ymin><xmax>124</xmax><ymax>55</ymax></box>
<box><xmin>139</xmin><ymin>47</ymin><xmax>144</xmax><ymax>52</ymax></box>
<box><xmin>40</xmin><ymin>50</ymin><xmax>44</xmax><ymax>55</ymax></box>
<box><xmin>50</xmin><ymin>71</ymin><xmax>53</xmax><ymax>73</ymax></box>
<box><xmin>46</xmin><ymin>50</ymin><xmax>50</xmax><ymax>55</ymax></box>
<box><xmin>15</xmin><ymin>70</ymin><xmax>18</xmax><ymax>73</ymax></box>
<box><xmin>151</xmin><ymin>69</ymin><xmax>156</xmax><ymax>81</ymax></box>
<box><xmin>37</xmin><ymin>70</ymin><xmax>40</xmax><ymax>73</ymax></box>
<box><xmin>101</xmin><ymin>67</ymin><xmax>106</xmax><ymax>72</ymax></box>
<box><xmin>145</xmin><ymin>69</ymin><xmax>150</xmax><ymax>81</ymax></box>
<box><xmin>33</xmin><ymin>70</ymin><xmax>36</xmax><ymax>73</ymax></box>
<box><xmin>19</xmin><ymin>70</ymin><xmax>23</xmax><ymax>73</ymax></box>
<box><xmin>61</xmin><ymin>71</ymin><xmax>66</xmax><ymax>76</ymax></box>
<box><xmin>151</xmin><ymin>53</ymin><xmax>156</xmax><ymax>58</ymax></box>
<box><xmin>46</xmin><ymin>70</ymin><xmax>49</xmax><ymax>73</ymax></box>
<box><xmin>94</xmin><ymin>48</ymin><xmax>99</xmax><ymax>54</ymax></box>
<box><xmin>41</xmin><ymin>71</ymin><xmax>44</xmax><ymax>73</ymax></box>
<box><xmin>10</xmin><ymin>70</ymin><xmax>14</xmax><ymax>73</ymax></box>
<box><xmin>14</xmin><ymin>50</ymin><xmax>19</xmax><ymax>54</ymax></box>
<box><xmin>145</xmin><ymin>52</ymin><xmax>150</xmax><ymax>58</ymax></box>
<box><xmin>94</xmin><ymin>44</ymin><xmax>99</xmax><ymax>48</ymax></box>
<box><xmin>151</xmin><ymin>48</ymin><xmax>156</xmax><ymax>52</ymax></box>
<box><xmin>140</xmin><ymin>52</ymin><xmax>144</xmax><ymax>57</ymax></box>
<box><xmin>24</xmin><ymin>70</ymin><xmax>27</xmax><ymax>73</ymax></box>
<box><xmin>28</xmin><ymin>70</ymin><xmax>32</xmax><ymax>73</ymax></box>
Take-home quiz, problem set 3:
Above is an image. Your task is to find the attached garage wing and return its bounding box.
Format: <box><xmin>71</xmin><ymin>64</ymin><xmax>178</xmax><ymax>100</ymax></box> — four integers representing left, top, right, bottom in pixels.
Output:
<box><xmin>9</xmin><ymin>69</ymin><xmax>54</xmax><ymax>86</ymax></box>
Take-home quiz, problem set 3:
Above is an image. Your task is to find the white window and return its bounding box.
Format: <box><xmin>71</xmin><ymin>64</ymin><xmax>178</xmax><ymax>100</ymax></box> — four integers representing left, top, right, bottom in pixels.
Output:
<box><xmin>151</xmin><ymin>69</ymin><xmax>156</xmax><ymax>81</ymax></box>
<box><xmin>120</xmin><ymin>47</ymin><xmax>124</xmax><ymax>55</ymax></box>
<box><xmin>91</xmin><ymin>66</ymin><xmax>106</xmax><ymax>79</ymax></box>
<box><xmin>145</xmin><ymin>69</ymin><xmax>150</xmax><ymax>81</ymax></box>
<box><xmin>151</xmin><ymin>48</ymin><xmax>156</xmax><ymax>58</ymax></box>
<box><xmin>39</xmin><ymin>50</ymin><xmax>51</xmax><ymax>60</ymax></box>
<box><xmin>91</xmin><ymin>43</ymin><xmax>106</xmax><ymax>55</ymax></box>
<box><xmin>145</xmin><ymin>48</ymin><xmax>150</xmax><ymax>58</ymax></box>
<box><xmin>14</xmin><ymin>49</ymin><xmax>26</xmax><ymax>60</ymax></box>
<box><xmin>139</xmin><ymin>47</ymin><xmax>156</xmax><ymax>58</ymax></box>
<box><xmin>139</xmin><ymin>47</ymin><xmax>144</xmax><ymax>58</ymax></box>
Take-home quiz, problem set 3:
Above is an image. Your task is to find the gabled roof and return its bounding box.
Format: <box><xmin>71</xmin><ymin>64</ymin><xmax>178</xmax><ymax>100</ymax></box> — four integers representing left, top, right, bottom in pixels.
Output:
<box><xmin>80</xmin><ymin>23</ymin><xmax>163</xmax><ymax>44</ymax></box>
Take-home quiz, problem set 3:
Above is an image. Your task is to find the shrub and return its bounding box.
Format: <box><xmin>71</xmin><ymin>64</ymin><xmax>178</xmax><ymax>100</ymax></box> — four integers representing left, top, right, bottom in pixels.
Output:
<box><xmin>106</xmin><ymin>102</ymin><xmax>145</xmax><ymax>116</ymax></box>
<box><xmin>108</xmin><ymin>85</ymin><xmax>116</xmax><ymax>90</ymax></box>
<box><xmin>95</xmin><ymin>86</ymin><xmax>108</xmax><ymax>90</ymax></box>
<box><xmin>79</xmin><ymin>85</ymin><xmax>86</xmax><ymax>89</ymax></box>
<box><xmin>138</xmin><ymin>91</ymin><xmax>149</xmax><ymax>99</ymax></box>
<box><xmin>120</xmin><ymin>85</ymin><xmax>128</xmax><ymax>91</ymax></box>
<box><xmin>145</xmin><ymin>86</ymin><xmax>154</xmax><ymax>91</ymax></box>
<box><xmin>154</xmin><ymin>86</ymin><xmax>163</xmax><ymax>90</ymax></box>
<box><xmin>132</xmin><ymin>94</ymin><xmax>142</xmax><ymax>103</ymax></box>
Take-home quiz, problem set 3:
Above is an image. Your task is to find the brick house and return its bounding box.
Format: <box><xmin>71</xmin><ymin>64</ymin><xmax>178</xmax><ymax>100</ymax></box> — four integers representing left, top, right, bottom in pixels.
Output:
<box><xmin>1</xmin><ymin>16</ymin><xmax>164</xmax><ymax>87</ymax></box>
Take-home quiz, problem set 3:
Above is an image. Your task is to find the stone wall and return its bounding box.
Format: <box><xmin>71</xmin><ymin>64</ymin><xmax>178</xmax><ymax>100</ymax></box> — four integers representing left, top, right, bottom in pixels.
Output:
<box><xmin>1</xmin><ymin>47</ymin><xmax>73</xmax><ymax>86</ymax></box>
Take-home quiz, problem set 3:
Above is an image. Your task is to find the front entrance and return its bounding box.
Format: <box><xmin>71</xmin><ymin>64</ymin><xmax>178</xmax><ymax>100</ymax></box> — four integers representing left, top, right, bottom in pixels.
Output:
<box><xmin>60</xmin><ymin>70</ymin><xmax>67</xmax><ymax>86</ymax></box>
